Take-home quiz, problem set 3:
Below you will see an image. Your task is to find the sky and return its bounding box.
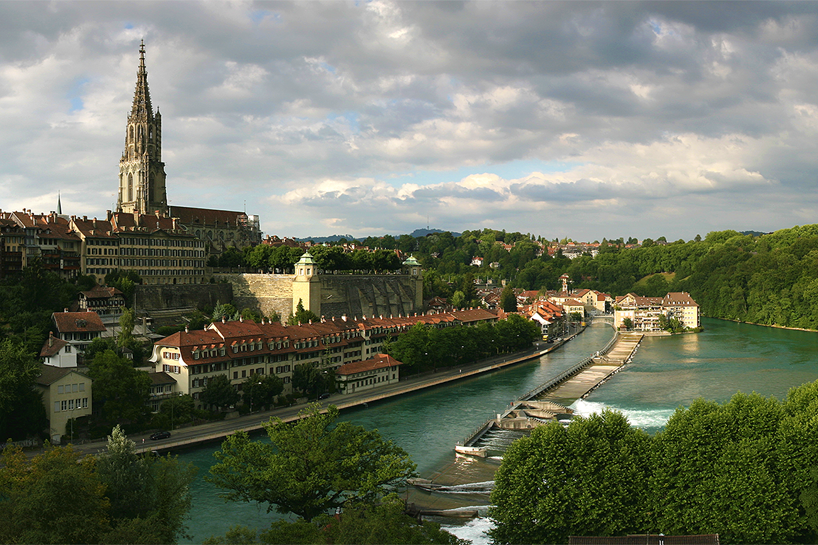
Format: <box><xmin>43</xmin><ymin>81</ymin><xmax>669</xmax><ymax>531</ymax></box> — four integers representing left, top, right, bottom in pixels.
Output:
<box><xmin>2</xmin><ymin>1</ymin><xmax>818</xmax><ymax>242</ymax></box>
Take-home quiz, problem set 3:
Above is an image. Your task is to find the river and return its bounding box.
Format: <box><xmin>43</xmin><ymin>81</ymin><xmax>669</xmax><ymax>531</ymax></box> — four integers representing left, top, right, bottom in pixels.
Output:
<box><xmin>179</xmin><ymin>318</ymin><xmax>818</xmax><ymax>543</ymax></box>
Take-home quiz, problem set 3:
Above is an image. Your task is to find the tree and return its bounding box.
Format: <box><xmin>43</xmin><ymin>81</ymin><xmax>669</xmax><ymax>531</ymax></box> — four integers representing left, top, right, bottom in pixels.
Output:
<box><xmin>200</xmin><ymin>374</ymin><xmax>240</xmax><ymax>411</ymax></box>
<box><xmin>88</xmin><ymin>350</ymin><xmax>151</xmax><ymax>425</ymax></box>
<box><xmin>0</xmin><ymin>444</ymin><xmax>110</xmax><ymax>544</ymax></box>
<box><xmin>205</xmin><ymin>494</ymin><xmax>467</xmax><ymax>544</ymax></box>
<box><xmin>622</xmin><ymin>317</ymin><xmax>633</xmax><ymax>330</ymax></box>
<box><xmin>0</xmin><ymin>339</ymin><xmax>47</xmax><ymax>441</ymax></box>
<box><xmin>287</xmin><ymin>299</ymin><xmax>320</xmax><ymax>326</ymax></box>
<box><xmin>651</xmin><ymin>393</ymin><xmax>805</xmax><ymax>544</ymax></box>
<box><xmin>212</xmin><ymin>302</ymin><xmax>239</xmax><ymax>322</ymax></box>
<box><xmin>242</xmin><ymin>373</ymin><xmax>284</xmax><ymax>411</ymax></box>
<box><xmin>156</xmin><ymin>394</ymin><xmax>195</xmax><ymax>430</ymax></box>
<box><xmin>84</xmin><ymin>337</ymin><xmax>118</xmax><ymax>362</ymax></box>
<box><xmin>292</xmin><ymin>361</ymin><xmax>329</xmax><ymax>399</ymax></box>
<box><xmin>500</xmin><ymin>285</ymin><xmax>517</xmax><ymax>312</ymax></box>
<box><xmin>207</xmin><ymin>404</ymin><xmax>416</xmax><ymax>522</ymax></box>
<box><xmin>96</xmin><ymin>425</ymin><xmax>198</xmax><ymax>544</ymax></box>
<box><xmin>105</xmin><ymin>270</ymin><xmax>142</xmax><ymax>307</ymax></box>
<box><xmin>117</xmin><ymin>306</ymin><xmax>135</xmax><ymax>347</ymax></box>
<box><xmin>490</xmin><ymin>411</ymin><xmax>651</xmax><ymax>544</ymax></box>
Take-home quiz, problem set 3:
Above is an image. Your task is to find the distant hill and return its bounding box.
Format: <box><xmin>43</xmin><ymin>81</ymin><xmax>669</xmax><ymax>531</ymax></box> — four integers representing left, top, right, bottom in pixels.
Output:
<box><xmin>740</xmin><ymin>230</ymin><xmax>770</xmax><ymax>237</ymax></box>
<box><xmin>409</xmin><ymin>228</ymin><xmax>462</xmax><ymax>238</ymax></box>
<box><xmin>296</xmin><ymin>228</ymin><xmax>461</xmax><ymax>243</ymax></box>
<box><xmin>297</xmin><ymin>234</ymin><xmax>359</xmax><ymax>243</ymax></box>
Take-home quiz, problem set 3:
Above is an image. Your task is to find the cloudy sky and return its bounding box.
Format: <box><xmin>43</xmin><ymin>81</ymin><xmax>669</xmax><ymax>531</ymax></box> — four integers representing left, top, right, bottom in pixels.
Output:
<box><xmin>2</xmin><ymin>1</ymin><xmax>818</xmax><ymax>241</ymax></box>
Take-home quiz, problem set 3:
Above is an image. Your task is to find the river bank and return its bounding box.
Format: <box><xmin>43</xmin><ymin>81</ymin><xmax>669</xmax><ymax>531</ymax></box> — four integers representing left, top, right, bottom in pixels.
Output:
<box><xmin>57</xmin><ymin>326</ymin><xmax>584</xmax><ymax>459</ymax></box>
<box><xmin>177</xmin><ymin>323</ymin><xmax>615</xmax><ymax>544</ymax></box>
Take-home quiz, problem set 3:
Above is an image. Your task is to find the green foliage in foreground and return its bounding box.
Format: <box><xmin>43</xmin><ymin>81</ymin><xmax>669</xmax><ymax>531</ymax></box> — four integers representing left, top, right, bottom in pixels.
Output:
<box><xmin>0</xmin><ymin>339</ymin><xmax>47</xmax><ymax>441</ymax></box>
<box><xmin>207</xmin><ymin>404</ymin><xmax>417</xmax><ymax>522</ymax></box>
<box><xmin>203</xmin><ymin>495</ymin><xmax>467</xmax><ymax>545</ymax></box>
<box><xmin>490</xmin><ymin>381</ymin><xmax>818</xmax><ymax>544</ymax></box>
<box><xmin>0</xmin><ymin>426</ymin><xmax>197</xmax><ymax>544</ymax></box>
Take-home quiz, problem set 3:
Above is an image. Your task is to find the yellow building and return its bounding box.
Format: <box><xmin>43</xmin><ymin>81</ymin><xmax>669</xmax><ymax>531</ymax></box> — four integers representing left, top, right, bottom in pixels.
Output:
<box><xmin>35</xmin><ymin>365</ymin><xmax>92</xmax><ymax>445</ymax></box>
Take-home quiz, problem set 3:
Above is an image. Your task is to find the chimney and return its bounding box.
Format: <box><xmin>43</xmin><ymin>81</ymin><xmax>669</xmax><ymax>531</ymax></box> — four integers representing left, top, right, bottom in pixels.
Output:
<box><xmin>222</xmin><ymin>316</ymin><xmax>226</xmax><ymax>323</ymax></box>
<box><xmin>185</xmin><ymin>325</ymin><xmax>189</xmax><ymax>333</ymax></box>
<box><xmin>239</xmin><ymin>315</ymin><xmax>243</xmax><ymax>322</ymax></box>
<box><xmin>64</xmin><ymin>308</ymin><xmax>68</xmax><ymax>313</ymax></box>
<box><xmin>48</xmin><ymin>331</ymin><xmax>53</xmax><ymax>348</ymax></box>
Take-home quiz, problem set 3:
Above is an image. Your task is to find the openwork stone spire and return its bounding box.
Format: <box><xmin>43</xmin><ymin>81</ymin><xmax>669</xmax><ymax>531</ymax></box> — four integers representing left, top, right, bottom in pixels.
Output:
<box><xmin>117</xmin><ymin>40</ymin><xmax>167</xmax><ymax>216</ymax></box>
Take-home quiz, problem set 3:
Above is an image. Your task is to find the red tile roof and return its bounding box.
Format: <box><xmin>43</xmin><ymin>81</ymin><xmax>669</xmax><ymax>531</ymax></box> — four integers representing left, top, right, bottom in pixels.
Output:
<box><xmin>40</xmin><ymin>334</ymin><xmax>70</xmax><ymax>358</ymax></box>
<box><xmin>81</xmin><ymin>285</ymin><xmax>124</xmax><ymax>299</ymax></box>
<box><xmin>168</xmin><ymin>206</ymin><xmax>247</xmax><ymax>227</ymax></box>
<box><xmin>336</xmin><ymin>354</ymin><xmax>402</xmax><ymax>376</ymax></box>
<box><xmin>52</xmin><ymin>311</ymin><xmax>107</xmax><ymax>333</ymax></box>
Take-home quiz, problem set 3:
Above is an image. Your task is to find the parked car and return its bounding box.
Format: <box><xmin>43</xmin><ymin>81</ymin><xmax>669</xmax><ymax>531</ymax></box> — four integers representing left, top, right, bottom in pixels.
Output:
<box><xmin>318</xmin><ymin>392</ymin><xmax>331</xmax><ymax>400</ymax></box>
<box><xmin>150</xmin><ymin>431</ymin><xmax>171</xmax><ymax>440</ymax></box>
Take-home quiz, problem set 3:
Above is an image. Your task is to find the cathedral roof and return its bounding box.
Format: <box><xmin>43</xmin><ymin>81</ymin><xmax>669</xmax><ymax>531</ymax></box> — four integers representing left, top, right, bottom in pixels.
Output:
<box><xmin>167</xmin><ymin>206</ymin><xmax>248</xmax><ymax>228</ymax></box>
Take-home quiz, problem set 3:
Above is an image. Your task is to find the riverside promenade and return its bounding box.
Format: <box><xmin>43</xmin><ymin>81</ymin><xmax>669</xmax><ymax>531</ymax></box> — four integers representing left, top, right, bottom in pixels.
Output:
<box><xmin>60</xmin><ymin>331</ymin><xmax>584</xmax><ymax>458</ymax></box>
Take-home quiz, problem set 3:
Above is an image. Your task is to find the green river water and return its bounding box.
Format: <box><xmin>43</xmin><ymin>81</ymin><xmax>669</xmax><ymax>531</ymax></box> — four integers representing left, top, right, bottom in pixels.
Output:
<box><xmin>179</xmin><ymin>318</ymin><xmax>818</xmax><ymax>543</ymax></box>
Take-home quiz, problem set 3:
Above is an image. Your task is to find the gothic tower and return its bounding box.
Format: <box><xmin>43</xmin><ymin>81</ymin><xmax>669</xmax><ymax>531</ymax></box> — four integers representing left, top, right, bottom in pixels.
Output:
<box><xmin>117</xmin><ymin>40</ymin><xmax>168</xmax><ymax>215</ymax></box>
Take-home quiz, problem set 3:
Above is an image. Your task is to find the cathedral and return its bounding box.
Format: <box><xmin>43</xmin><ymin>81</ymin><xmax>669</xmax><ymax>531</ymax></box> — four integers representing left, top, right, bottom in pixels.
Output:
<box><xmin>117</xmin><ymin>40</ymin><xmax>167</xmax><ymax>216</ymax></box>
<box><xmin>115</xmin><ymin>41</ymin><xmax>261</xmax><ymax>255</ymax></box>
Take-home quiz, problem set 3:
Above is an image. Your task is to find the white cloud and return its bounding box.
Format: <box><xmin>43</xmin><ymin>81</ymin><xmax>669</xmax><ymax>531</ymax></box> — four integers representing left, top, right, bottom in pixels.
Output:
<box><xmin>1</xmin><ymin>1</ymin><xmax>818</xmax><ymax>241</ymax></box>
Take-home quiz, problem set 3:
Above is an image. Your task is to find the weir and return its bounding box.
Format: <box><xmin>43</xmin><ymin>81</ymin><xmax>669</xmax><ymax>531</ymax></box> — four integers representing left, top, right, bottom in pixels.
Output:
<box><xmin>455</xmin><ymin>329</ymin><xmax>643</xmax><ymax>453</ymax></box>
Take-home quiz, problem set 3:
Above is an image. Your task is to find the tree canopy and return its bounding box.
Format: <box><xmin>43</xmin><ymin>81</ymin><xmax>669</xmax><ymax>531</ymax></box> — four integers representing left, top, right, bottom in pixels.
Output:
<box><xmin>207</xmin><ymin>404</ymin><xmax>416</xmax><ymax>522</ymax></box>
<box><xmin>490</xmin><ymin>381</ymin><xmax>818</xmax><ymax>544</ymax></box>
<box><xmin>0</xmin><ymin>339</ymin><xmax>47</xmax><ymax>441</ymax></box>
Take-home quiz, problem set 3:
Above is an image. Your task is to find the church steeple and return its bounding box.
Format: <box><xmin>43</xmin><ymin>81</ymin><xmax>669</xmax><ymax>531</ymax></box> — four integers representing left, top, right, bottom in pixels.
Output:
<box><xmin>131</xmin><ymin>40</ymin><xmax>154</xmax><ymax>120</ymax></box>
<box><xmin>117</xmin><ymin>40</ymin><xmax>168</xmax><ymax>216</ymax></box>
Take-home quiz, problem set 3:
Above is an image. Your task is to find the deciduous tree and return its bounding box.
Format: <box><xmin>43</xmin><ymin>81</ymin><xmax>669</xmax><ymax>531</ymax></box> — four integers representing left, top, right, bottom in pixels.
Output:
<box><xmin>200</xmin><ymin>374</ymin><xmax>240</xmax><ymax>411</ymax></box>
<box><xmin>490</xmin><ymin>410</ymin><xmax>651</xmax><ymax>544</ymax></box>
<box><xmin>207</xmin><ymin>404</ymin><xmax>416</xmax><ymax>522</ymax></box>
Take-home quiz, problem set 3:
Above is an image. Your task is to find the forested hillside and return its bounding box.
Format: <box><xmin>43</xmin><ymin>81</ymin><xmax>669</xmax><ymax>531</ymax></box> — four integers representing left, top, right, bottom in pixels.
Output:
<box><xmin>352</xmin><ymin>225</ymin><xmax>818</xmax><ymax>330</ymax></box>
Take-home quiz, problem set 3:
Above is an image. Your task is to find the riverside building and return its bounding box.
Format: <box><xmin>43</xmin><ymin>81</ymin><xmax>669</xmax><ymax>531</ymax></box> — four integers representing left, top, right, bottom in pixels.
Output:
<box><xmin>150</xmin><ymin>308</ymin><xmax>498</xmax><ymax>409</ymax></box>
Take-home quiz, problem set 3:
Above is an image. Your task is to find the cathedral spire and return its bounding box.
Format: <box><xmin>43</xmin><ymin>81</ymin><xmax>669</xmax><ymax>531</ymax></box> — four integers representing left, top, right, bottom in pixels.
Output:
<box><xmin>117</xmin><ymin>40</ymin><xmax>167</xmax><ymax>216</ymax></box>
<box><xmin>131</xmin><ymin>39</ymin><xmax>154</xmax><ymax>120</ymax></box>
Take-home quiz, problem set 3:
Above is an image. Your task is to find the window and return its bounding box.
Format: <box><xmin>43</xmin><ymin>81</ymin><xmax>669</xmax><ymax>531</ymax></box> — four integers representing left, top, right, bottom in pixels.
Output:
<box><xmin>54</xmin><ymin>401</ymin><xmax>60</xmax><ymax>413</ymax></box>
<box><xmin>58</xmin><ymin>385</ymin><xmax>64</xmax><ymax>394</ymax></box>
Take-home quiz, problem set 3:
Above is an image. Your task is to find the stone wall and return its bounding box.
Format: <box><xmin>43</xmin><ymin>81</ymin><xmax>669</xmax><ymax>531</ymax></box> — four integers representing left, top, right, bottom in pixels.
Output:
<box><xmin>134</xmin><ymin>283</ymin><xmax>233</xmax><ymax>325</ymax></box>
<box><xmin>316</xmin><ymin>274</ymin><xmax>420</xmax><ymax>319</ymax></box>
<box><xmin>214</xmin><ymin>273</ymin><xmax>294</xmax><ymax>320</ymax></box>
<box><xmin>213</xmin><ymin>273</ymin><xmax>421</xmax><ymax>322</ymax></box>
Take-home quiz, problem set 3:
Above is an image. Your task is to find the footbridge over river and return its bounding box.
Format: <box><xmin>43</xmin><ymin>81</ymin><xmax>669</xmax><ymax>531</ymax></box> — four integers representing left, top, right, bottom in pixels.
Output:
<box><xmin>455</xmin><ymin>331</ymin><xmax>643</xmax><ymax>456</ymax></box>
